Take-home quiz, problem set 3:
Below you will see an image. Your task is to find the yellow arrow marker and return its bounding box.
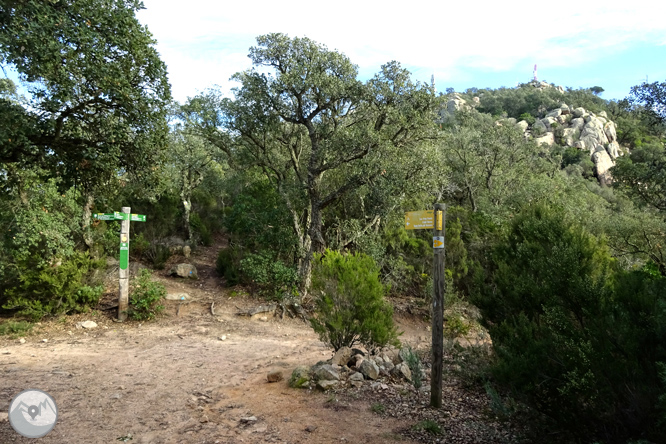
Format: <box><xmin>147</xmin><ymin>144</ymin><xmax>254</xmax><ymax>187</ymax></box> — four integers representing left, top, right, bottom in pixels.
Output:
<box><xmin>433</xmin><ymin>236</ymin><xmax>444</xmax><ymax>248</ymax></box>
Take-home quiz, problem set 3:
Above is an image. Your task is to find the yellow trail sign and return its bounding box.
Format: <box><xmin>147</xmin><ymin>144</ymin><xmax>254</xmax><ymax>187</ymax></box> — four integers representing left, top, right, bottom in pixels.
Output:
<box><xmin>405</xmin><ymin>210</ymin><xmax>434</xmax><ymax>230</ymax></box>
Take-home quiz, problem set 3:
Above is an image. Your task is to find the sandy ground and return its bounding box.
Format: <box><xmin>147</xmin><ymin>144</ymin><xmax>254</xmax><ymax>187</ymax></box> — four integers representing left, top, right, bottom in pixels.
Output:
<box><xmin>0</xmin><ymin>239</ymin><xmax>434</xmax><ymax>444</ymax></box>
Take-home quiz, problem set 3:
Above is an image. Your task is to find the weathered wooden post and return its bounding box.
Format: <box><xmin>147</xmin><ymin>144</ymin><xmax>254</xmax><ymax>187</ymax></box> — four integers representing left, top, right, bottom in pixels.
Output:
<box><xmin>404</xmin><ymin>205</ymin><xmax>446</xmax><ymax>407</ymax></box>
<box><xmin>118</xmin><ymin>206</ymin><xmax>131</xmax><ymax>321</ymax></box>
<box><xmin>94</xmin><ymin>208</ymin><xmax>146</xmax><ymax>321</ymax></box>
<box><xmin>431</xmin><ymin>204</ymin><xmax>446</xmax><ymax>408</ymax></box>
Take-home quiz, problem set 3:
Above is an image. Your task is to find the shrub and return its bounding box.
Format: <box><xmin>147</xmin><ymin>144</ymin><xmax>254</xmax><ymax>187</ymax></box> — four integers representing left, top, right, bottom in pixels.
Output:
<box><xmin>128</xmin><ymin>269</ymin><xmax>165</xmax><ymax>321</ymax></box>
<box><xmin>216</xmin><ymin>246</ymin><xmax>242</xmax><ymax>286</ymax></box>
<box><xmin>3</xmin><ymin>252</ymin><xmax>104</xmax><ymax>320</ymax></box>
<box><xmin>475</xmin><ymin>205</ymin><xmax>666</xmax><ymax>442</ymax></box>
<box><xmin>239</xmin><ymin>252</ymin><xmax>299</xmax><ymax>300</ymax></box>
<box><xmin>0</xmin><ymin>320</ymin><xmax>33</xmax><ymax>337</ymax></box>
<box><xmin>518</xmin><ymin>113</ymin><xmax>536</xmax><ymax>125</ymax></box>
<box><xmin>309</xmin><ymin>249</ymin><xmax>400</xmax><ymax>351</ymax></box>
<box><xmin>412</xmin><ymin>420</ymin><xmax>442</xmax><ymax>435</ymax></box>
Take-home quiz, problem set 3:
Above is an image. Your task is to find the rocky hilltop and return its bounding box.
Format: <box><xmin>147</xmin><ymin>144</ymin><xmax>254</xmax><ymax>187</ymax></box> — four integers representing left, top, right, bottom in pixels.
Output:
<box><xmin>440</xmin><ymin>91</ymin><xmax>622</xmax><ymax>186</ymax></box>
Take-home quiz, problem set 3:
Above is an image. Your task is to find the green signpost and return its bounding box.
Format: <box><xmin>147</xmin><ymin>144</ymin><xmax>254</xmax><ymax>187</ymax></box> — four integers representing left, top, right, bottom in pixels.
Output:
<box><xmin>94</xmin><ymin>208</ymin><xmax>146</xmax><ymax>320</ymax></box>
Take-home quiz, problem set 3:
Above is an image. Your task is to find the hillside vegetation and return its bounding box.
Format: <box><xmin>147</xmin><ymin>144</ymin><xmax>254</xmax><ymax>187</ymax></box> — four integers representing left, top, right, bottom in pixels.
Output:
<box><xmin>2</xmin><ymin>2</ymin><xmax>666</xmax><ymax>442</ymax></box>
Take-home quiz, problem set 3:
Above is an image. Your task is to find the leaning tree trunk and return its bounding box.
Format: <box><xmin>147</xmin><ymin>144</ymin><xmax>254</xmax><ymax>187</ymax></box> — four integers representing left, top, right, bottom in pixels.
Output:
<box><xmin>181</xmin><ymin>196</ymin><xmax>192</xmax><ymax>242</ymax></box>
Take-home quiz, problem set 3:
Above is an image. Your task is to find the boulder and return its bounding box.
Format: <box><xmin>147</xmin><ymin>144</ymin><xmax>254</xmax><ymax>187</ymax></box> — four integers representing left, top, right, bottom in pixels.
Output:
<box><xmin>169</xmin><ymin>264</ymin><xmax>198</xmax><ymax>279</ymax></box>
<box><xmin>560</xmin><ymin>104</ymin><xmax>571</xmax><ymax>115</ymax></box>
<box><xmin>359</xmin><ymin>359</ymin><xmax>380</xmax><ymax>380</ymax></box>
<box><xmin>289</xmin><ymin>366</ymin><xmax>311</xmax><ymax>388</ymax></box>
<box><xmin>604</xmin><ymin>121</ymin><xmax>617</xmax><ymax>143</ymax></box>
<box><xmin>534</xmin><ymin>133</ymin><xmax>555</xmax><ymax>146</ymax></box>
<box><xmin>79</xmin><ymin>321</ymin><xmax>97</xmax><ymax>329</ymax></box>
<box><xmin>570</xmin><ymin>117</ymin><xmax>585</xmax><ymax>131</ymax></box>
<box><xmin>606</xmin><ymin>141</ymin><xmax>620</xmax><ymax>159</ymax></box>
<box><xmin>574</xmin><ymin>140</ymin><xmax>586</xmax><ymax>150</ymax></box>
<box><xmin>532</xmin><ymin>120</ymin><xmax>547</xmax><ymax>135</ymax></box>
<box><xmin>392</xmin><ymin>362</ymin><xmax>412</xmax><ymax>382</ymax></box>
<box><xmin>598</xmin><ymin>110</ymin><xmax>608</xmax><ymax>118</ymax></box>
<box><xmin>561</xmin><ymin>128</ymin><xmax>579</xmax><ymax>147</ymax></box>
<box><xmin>383</xmin><ymin>349</ymin><xmax>401</xmax><ymax>365</ymax></box>
<box><xmin>516</xmin><ymin>120</ymin><xmax>529</xmax><ymax>132</ymax></box>
<box><xmin>331</xmin><ymin>347</ymin><xmax>353</xmax><ymax>366</ymax></box>
<box><xmin>182</xmin><ymin>245</ymin><xmax>191</xmax><ymax>258</ymax></box>
<box><xmin>317</xmin><ymin>380</ymin><xmax>339</xmax><ymax>391</ymax></box>
<box><xmin>592</xmin><ymin>150</ymin><xmax>615</xmax><ymax>186</ymax></box>
<box><xmin>573</xmin><ymin>107</ymin><xmax>586</xmax><ymax>118</ymax></box>
<box><xmin>382</xmin><ymin>360</ymin><xmax>395</xmax><ymax>372</ymax></box>
<box><xmin>541</xmin><ymin>117</ymin><xmax>557</xmax><ymax>129</ymax></box>
<box><xmin>546</xmin><ymin>109</ymin><xmax>561</xmax><ymax>118</ymax></box>
<box><xmin>557</xmin><ymin>115</ymin><xmax>568</xmax><ymax>125</ymax></box>
<box><xmin>349</xmin><ymin>372</ymin><xmax>364</xmax><ymax>382</ymax></box>
<box><xmin>314</xmin><ymin>364</ymin><xmax>340</xmax><ymax>381</ymax></box>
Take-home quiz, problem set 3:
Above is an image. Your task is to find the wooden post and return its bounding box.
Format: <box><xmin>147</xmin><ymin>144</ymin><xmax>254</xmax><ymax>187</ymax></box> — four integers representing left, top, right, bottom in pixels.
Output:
<box><xmin>431</xmin><ymin>203</ymin><xmax>446</xmax><ymax>408</ymax></box>
<box><xmin>118</xmin><ymin>206</ymin><xmax>131</xmax><ymax>321</ymax></box>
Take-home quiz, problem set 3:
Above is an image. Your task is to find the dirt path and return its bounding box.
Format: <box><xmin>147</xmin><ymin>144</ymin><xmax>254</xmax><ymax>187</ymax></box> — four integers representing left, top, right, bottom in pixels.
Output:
<box><xmin>0</xmin><ymin>238</ymin><xmax>433</xmax><ymax>444</ymax></box>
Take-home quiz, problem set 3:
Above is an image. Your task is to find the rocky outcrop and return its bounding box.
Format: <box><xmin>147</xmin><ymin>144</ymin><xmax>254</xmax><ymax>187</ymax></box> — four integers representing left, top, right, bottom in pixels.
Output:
<box><xmin>438</xmin><ymin>91</ymin><xmax>623</xmax><ymax>186</ymax></box>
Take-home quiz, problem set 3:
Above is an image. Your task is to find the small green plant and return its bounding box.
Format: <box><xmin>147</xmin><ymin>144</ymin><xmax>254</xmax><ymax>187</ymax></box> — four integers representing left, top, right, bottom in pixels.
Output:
<box><xmin>130</xmin><ymin>232</ymin><xmax>150</xmax><ymax>260</ymax></box>
<box><xmin>309</xmin><ymin>249</ymin><xmax>400</xmax><ymax>351</ymax></box>
<box><xmin>518</xmin><ymin>112</ymin><xmax>536</xmax><ymax>125</ymax></box>
<box><xmin>216</xmin><ymin>246</ymin><xmax>241</xmax><ymax>286</ymax></box>
<box><xmin>444</xmin><ymin>314</ymin><xmax>471</xmax><ymax>338</ymax></box>
<box><xmin>402</xmin><ymin>346</ymin><xmax>424</xmax><ymax>389</ymax></box>
<box><xmin>128</xmin><ymin>269</ymin><xmax>166</xmax><ymax>321</ymax></box>
<box><xmin>0</xmin><ymin>320</ymin><xmax>33</xmax><ymax>337</ymax></box>
<box><xmin>484</xmin><ymin>381</ymin><xmax>512</xmax><ymax>419</ymax></box>
<box><xmin>371</xmin><ymin>402</ymin><xmax>386</xmax><ymax>414</ymax></box>
<box><xmin>145</xmin><ymin>243</ymin><xmax>171</xmax><ymax>270</ymax></box>
<box><xmin>412</xmin><ymin>420</ymin><xmax>442</xmax><ymax>435</ymax></box>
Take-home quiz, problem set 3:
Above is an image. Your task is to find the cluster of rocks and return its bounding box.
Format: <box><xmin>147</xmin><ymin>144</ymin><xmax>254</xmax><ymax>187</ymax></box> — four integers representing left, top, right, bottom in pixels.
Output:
<box><xmin>440</xmin><ymin>92</ymin><xmax>622</xmax><ymax>186</ymax></box>
<box><xmin>288</xmin><ymin>347</ymin><xmax>421</xmax><ymax>391</ymax></box>
<box><xmin>517</xmin><ymin>105</ymin><xmax>621</xmax><ymax>185</ymax></box>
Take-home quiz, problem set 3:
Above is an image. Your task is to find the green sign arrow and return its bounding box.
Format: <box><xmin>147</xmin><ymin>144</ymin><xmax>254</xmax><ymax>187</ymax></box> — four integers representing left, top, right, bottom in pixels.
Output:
<box><xmin>130</xmin><ymin>214</ymin><xmax>146</xmax><ymax>222</ymax></box>
<box><xmin>94</xmin><ymin>213</ymin><xmax>116</xmax><ymax>221</ymax></box>
<box><xmin>114</xmin><ymin>212</ymin><xmax>129</xmax><ymax>221</ymax></box>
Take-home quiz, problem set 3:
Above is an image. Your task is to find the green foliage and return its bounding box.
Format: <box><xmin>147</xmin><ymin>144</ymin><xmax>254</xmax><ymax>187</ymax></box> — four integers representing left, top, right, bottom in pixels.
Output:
<box><xmin>128</xmin><ymin>269</ymin><xmax>166</xmax><ymax>321</ymax></box>
<box><xmin>309</xmin><ymin>249</ymin><xmax>400</xmax><ymax>351</ymax></box>
<box><xmin>239</xmin><ymin>252</ymin><xmax>299</xmax><ymax>300</ymax></box>
<box><xmin>402</xmin><ymin>346</ymin><xmax>424</xmax><ymax>389</ymax></box>
<box><xmin>224</xmin><ymin>178</ymin><xmax>298</xmax><ymax>259</ymax></box>
<box><xmin>216</xmin><ymin>246</ymin><xmax>242</xmax><ymax>286</ymax></box>
<box><xmin>370</xmin><ymin>403</ymin><xmax>386</xmax><ymax>414</ymax></box>
<box><xmin>475</xmin><ymin>205</ymin><xmax>666</xmax><ymax>442</ymax></box>
<box><xmin>0</xmin><ymin>320</ymin><xmax>33</xmax><ymax>337</ymax></box>
<box><xmin>612</xmin><ymin>143</ymin><xmax>666</xmax><ymax>213</ymax></box>
<box><xmin>412</xmin><ymin>420</ymin><xmax>442</xmax><ymax>435</ymax></box>
<box><xmin>0</xmin><ymin>0</ymin><xmax>171</xmax><ymax>188</ymax></box>
<box><xmin>190</xmin><ymin>213</ymin><xmax>213</xmax><ymax>246</ymax></box>
<box><xmin>3</xmin><ymin>252</ymin><xmax>104</xmax><ymax>320</ymax></box>
<box><xmin>518</xmin><ymin>113</ymin><xmax>536</xmax><ymax>125</ymax></box>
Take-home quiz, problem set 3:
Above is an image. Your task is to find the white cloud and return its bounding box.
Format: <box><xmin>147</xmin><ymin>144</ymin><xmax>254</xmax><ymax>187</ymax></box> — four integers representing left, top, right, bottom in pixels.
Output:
<box><xmin>137</xmin><ymin>0</ymin><xmax>666</xmax><ymax>102</ymax></box>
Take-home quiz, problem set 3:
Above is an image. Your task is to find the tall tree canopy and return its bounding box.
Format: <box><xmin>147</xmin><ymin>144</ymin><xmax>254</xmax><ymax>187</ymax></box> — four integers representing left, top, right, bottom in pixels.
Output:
<box><xmin>0</xmin><ymin>0</ymin><xmax>171</xmax><ymax>189</ymax></box>
<box><xmin>186</xmin><ymin>33</ymin><xmax>439</xmax><ymax>293</ymax></box>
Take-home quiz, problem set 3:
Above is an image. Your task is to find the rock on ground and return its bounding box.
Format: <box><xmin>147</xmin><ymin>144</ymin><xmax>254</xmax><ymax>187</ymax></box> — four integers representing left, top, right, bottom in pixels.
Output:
<box><xmin>169</xmin><ymin>264</ymin><xmax>198</xmax><ymax>279</ymax></box>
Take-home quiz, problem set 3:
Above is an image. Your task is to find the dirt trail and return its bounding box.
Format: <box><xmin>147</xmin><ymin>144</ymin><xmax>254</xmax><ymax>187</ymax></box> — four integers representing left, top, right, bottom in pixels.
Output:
<box><xmin>0</xmin><ymin>237</ymin><xmax>432</xmax><ymax>443</ymax></box>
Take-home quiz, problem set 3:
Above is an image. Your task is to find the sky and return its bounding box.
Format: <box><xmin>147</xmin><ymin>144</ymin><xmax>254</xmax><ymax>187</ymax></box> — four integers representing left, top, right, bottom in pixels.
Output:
<box><xmin>133</xmin><ymin>0</ymin><xmax>666</xmax><ymax>104</ymax></box>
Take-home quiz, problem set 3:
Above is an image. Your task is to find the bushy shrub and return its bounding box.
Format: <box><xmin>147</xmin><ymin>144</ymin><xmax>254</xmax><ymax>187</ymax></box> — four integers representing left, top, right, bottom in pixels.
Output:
<box><xmin>239</xmin><ymin>252</ymin><xmax>299</xmax><ymax>300</ymax></box>
<box><xmin>216</xmin><ymin>246</ymin><xmax>242</xmax><ymax>286</ymax></box>
<box><xmin>309</xmin><ymin>249</ymin><xmax>400</xmax><ymax>351</ymax></box>
<box><xmin>128</xmin><ymin>269</ymin><xmax>166</xmax><ymax>321</ymax></box>
<box><xmin>3</xmin><ymin>252</ymin><xmax>104</xmax><ymax>320</ymax></box>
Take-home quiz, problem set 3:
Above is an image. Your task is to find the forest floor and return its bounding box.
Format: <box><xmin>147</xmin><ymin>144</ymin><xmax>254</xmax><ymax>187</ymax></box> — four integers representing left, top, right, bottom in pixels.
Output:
<box><xmin>0</xmin><ymin>235</ymin><xmax>528</xmax><ymax>444</ymax></box>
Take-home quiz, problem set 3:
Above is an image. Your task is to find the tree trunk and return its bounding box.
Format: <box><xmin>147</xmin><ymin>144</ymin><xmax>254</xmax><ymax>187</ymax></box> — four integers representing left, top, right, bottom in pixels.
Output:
<box><xmin>82</xmin><ymin>192</ymin><xmax>94</xmax><ymax>250</ymax></box>
<box><xmin>182</xmin><ymin>197</ymin><xmax>192</xmax><ymax>241</ymax></box>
